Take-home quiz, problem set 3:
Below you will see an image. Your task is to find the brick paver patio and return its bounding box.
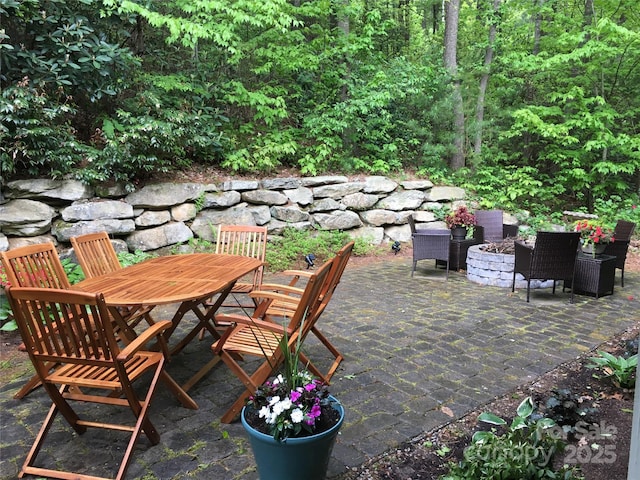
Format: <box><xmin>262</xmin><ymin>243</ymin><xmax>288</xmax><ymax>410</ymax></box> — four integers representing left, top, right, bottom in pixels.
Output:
<box><xmin>1</xmin><ymin>256</ymin><xmax>638</xmax><ymax>479</ymax></box>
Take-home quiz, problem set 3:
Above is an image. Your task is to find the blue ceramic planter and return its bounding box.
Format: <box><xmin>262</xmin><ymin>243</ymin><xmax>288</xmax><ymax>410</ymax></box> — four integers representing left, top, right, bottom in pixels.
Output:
<box><xmin>241</xmin><ymin>396</ymin><xmax>344</xmax><ymax>480</ymax></box>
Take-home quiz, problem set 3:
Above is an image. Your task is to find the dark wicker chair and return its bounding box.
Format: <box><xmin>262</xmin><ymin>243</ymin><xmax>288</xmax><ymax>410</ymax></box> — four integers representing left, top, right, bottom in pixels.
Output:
<box><xmin>409</xmin><ymin>216</ymin><xmax>451</xmax><ymax>279</ymax></box>
<box><xmin>603</xmin><ymin>220</ymin><xmax>636</xmax><ymax>287</ymax></box>
<box><xmin>474</xmin><ymin>210</ymin><xmax>518</xmax><ymax>243</ymax></box>
<box><xmin>511</xmin><ymin>231</ymin><xmax>581</xmax><ymax>303</ymax></box>
<box><xmin>407</xmin><ymin>214</ymin><xmax>428</xmax><ymax>235</ymax></box>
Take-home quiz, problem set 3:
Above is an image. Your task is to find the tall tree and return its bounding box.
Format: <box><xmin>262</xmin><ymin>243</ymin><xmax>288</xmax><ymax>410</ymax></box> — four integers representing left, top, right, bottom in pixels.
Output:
<box><xmin>444</xmin><ymin>0</ymin><xmax>465</xmax><ymax>169</ymax></box>
<box><xmin>473</xmin><ymin>0</ymin><xmax>501</xmax><ymax>157</ymax></box>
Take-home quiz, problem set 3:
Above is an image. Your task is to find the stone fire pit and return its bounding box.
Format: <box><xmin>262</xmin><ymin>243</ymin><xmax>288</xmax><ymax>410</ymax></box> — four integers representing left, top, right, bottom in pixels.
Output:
<box><xmin>466</xmin><ymin>244</ymin><xmax>555</xmax><ymax>289</ymax></box>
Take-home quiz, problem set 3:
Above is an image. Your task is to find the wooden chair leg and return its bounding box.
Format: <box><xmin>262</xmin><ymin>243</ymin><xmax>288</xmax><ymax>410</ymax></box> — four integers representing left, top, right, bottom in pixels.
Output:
<box><xmin>218</xmin><ymin>352</ymin><xmax>276</xmax><ymax>424</ymax></box>
<box><xmin>310</xmin><ymin>326</ymin><xmax>344</xmax><ymax>383</ymax></box>
<box><xmin>159</xmin><ymin>371</ymin><xmax>198</xmax><ymax>409</ymax></box>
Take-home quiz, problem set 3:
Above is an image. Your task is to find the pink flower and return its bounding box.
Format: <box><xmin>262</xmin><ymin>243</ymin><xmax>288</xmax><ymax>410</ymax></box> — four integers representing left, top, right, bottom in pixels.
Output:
<box><xmin>309</xmin><ymin>404</ymin><xmax>322</xmax><ymax>419</ymax></box>
<box><xmin>290</xmin><ymin>390</ymin><xmax>301</xmax><ymax>403</ymax></box>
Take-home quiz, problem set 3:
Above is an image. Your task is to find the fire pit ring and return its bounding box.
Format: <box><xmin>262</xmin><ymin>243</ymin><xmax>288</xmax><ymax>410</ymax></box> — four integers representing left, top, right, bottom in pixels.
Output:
<box><xmin>466</xmin><ymin>244</ymin><xmax>555</xmax><ymax>289</ymax></box>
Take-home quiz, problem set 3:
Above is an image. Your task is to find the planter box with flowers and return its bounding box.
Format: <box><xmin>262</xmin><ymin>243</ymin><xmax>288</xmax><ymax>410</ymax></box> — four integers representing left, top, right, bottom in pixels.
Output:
<box><xmin>241</xmin><ymin>325</ymin><xmax>344</xmax><ymax>480</ymax></box>
<box><xmin>574</xmin><ymin>220</ymin><xmax>615</xmax><ymax>257</ymax></box>
<box><xmin>446</xmin><ymin>205</ymin><xmax>477</xmax><ymax>240</ymax></box>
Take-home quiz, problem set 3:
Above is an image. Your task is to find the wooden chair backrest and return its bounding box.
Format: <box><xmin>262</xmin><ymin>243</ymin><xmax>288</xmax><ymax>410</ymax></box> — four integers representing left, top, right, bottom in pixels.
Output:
<box><xmin>316</xmin><ymin>241</ymin><xmax>354</xmax><ymax>311</ymax></box>
<box><xmin>0</xmin><ymin>242</ymin><xmax>70</xmax><ymax>289</ymax></box>
<box><xmin>70</xmin><ymin>231</ymin><xmax>122</xmax><ymax>278</ymax></box>
<box><xmin>216</xmin><ymin>225</ymin><xmax>268</xmax><ymax>288</ymax></box>
<box><xmin>294</xmin><ymin>258</ymin><xmax>334</xmax><ymax>344</ymax></box>
<box><xmin>6</xmin><ymin>287</ymin><xmax>119</xmax><ymax>368</ymax></box>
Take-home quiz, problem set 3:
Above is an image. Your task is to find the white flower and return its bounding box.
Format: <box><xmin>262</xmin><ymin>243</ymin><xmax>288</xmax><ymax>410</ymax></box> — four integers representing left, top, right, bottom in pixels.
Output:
<box><xmin>273</xmin><ymin>397</ymin><xmax>292</xmax><ymax>416</ymax></box>
<box><xmin>290</xmin><ymin>408</ymin><xmax>304</xmax><ymax>423</ymax></box>
<box><xmin>258</xmin><ymin>406</ymin><xmax>276</xmax><ymax>424</ymax></box>
<box><xmin>268</xmin><ymin>396</ymin><xmax>281</xmax><ymax>406</ymax></box>
<box><xmin>273</xmin><ymin>374</ymin><xmax>284</xmax><ymax>385</ymax></box>
<box><xmin>280</xmin><ymin>397</ymin><xmax>292</xmax><ymax>411</ymax></box>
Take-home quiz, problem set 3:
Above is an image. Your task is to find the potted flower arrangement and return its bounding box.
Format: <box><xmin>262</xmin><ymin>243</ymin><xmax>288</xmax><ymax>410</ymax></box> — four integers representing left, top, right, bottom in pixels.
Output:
<box><xmin>445</xmin><ymin>205</ymin><xmax>477</xmax><ymax>240</ymax></box>
<box><xmin>241</xmin><ymin>325</ymin><xmax>344</xmax><ymax>480</ymax></box>
<box><xmin>574</xmin><ymin>220</ymin><xmax>615</xmax><ymax>257</ymax></box>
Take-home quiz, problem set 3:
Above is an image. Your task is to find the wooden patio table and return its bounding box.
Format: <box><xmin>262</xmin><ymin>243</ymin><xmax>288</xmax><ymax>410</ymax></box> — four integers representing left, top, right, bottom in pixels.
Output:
<box><xmin>72</xmin><ymin>253</ymin><xmax>264</xmax><ymax>405</ymax></box>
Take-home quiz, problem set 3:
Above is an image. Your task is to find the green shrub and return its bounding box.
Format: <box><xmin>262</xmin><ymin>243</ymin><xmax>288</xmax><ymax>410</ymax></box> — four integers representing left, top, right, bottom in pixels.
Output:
<box><xmin>265</xmin><ymin>228</ymin><xmax>370</xmax><ymax>272</ymax></box>
<box><xmin>442</xmin><ymin>397</ymin><xmax>582</xmax><ymax>479</ymax></box>
<box><xmin>117</xmin><ymin>250</ymin><xmax>156</xmax><ymax>268</ymax></box>
<box><xmin>587</xmin><ymin>351</ymin><xmax>638</xmax><ymax>389</ymax></box>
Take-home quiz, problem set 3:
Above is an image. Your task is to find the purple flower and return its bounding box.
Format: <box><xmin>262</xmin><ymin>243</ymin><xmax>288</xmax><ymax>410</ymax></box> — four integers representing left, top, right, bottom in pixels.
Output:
<box><xmin>304</xmin><ymin>383</ymin><xmax>316</xmax><ymax>392</ymax></box>
<box><xmin>290</xmin><ymin>390</ymin><xmax>302</xmax><ymax>403</ymax></box>
<box><xmin>309</xmin><ymin>404</ymin><xmax>322</xmax><ymax>419</ymax></box>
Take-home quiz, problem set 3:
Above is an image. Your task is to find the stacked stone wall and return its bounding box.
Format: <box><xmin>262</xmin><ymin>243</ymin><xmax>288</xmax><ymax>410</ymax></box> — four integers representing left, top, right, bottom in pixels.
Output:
<box><xmin>0</xmin><ymin>176</ymin><xmax>476</xmax><ymax>254</ymax></box>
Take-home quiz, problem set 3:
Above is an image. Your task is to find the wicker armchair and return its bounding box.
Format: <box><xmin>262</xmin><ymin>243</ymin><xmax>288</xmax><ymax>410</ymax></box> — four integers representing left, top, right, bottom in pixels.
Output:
<box><xmin>473</xmin><ymin>210</ymin><xmax>518</xmax><ymax>243</ymax></box>
<box><xmin>603</xmin><ymin>220</ymin><xmax>636</xmax><ymax>287</ymax></box>
<box><xmin>511</xmin><ymin>231</ymin><xmax>581</xmax><ymax>303</ymax></box>
<box><xmin>409</xmin><ymin>217</ymin><xmax>451</xmax><ymax>279</ymax></box>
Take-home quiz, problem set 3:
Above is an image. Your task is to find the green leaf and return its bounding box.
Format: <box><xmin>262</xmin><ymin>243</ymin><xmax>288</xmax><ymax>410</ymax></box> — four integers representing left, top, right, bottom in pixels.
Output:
<box><xmin>471</xmin><ymin>430</ymin><xmax>496</xmax><ymax>443</ymax></box>
<box><xmin>478</xmin><ymin>412</ymin><xmax>506</xmax><ymax>426</ymax></box>
<box><xmin>516</xmin><ymin>397</ymin><xmax>534</xmax><ymax>419</ymax></box>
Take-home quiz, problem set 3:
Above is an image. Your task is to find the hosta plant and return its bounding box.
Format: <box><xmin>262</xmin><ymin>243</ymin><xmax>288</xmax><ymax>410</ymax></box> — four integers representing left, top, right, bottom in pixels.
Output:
<box><xmin>442</xmin><ymin>397</ymin><xmax>583</xmax><ymax>479</ymax></box>
<box><xmin>587</xmin><ymin>351</ymin><xmax>638</xmax><ymax>389</ymax></box>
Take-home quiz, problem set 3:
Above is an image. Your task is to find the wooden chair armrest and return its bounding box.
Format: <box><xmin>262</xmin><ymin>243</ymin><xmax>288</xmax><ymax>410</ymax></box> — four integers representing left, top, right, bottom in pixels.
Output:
<box><xmin>257</xmin><ymin>283</ymin><xmax>305</xmax><ymax>296</ymax></box>
<box><xmin>212</xmin><ymin>316</ymin><xmax>291</xmax><ymax>354</ymax></box>
<box><xmin>281</xmin><ymin>269</ymin><xmax>313</xmax><ymax>278</ymax></box>
<box><xmin>117</xmin><ymin>320</ymin><xmax>172</xmax><ymax>361</ymax></box>
<box><xmin>249</xmin><ymin>290</ymin><xmax>304</xmax><ymax>308</ymax></box>
<box><xmin>266</xmin><ymin>269</ymin><xmax>312</xmax><ymax>289</ymax></box>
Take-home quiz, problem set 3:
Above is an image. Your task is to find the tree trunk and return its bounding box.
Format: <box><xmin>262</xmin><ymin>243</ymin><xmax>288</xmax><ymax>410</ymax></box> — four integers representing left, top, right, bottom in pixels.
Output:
<box><xmin>444</xmin><ymin>0</ymin><xmax>465</xmax><ymax>170</ymax></box>
<box><xmin>473</xmin><ymin>0</ymin><xmax>501</xmax><ymax>157</ymax></box>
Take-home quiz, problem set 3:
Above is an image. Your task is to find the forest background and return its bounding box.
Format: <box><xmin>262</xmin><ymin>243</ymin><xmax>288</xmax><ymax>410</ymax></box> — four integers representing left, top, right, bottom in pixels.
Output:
<box><xmin>2</xmin><ymin>0</ymin><xmax>640</xmax><ymax>226</ymax></box>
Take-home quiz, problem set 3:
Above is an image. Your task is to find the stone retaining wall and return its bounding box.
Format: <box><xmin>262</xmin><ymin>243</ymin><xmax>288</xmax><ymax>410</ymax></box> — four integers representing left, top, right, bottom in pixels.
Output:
<box><xmin>0</xmin><ymin>176</ymin><xmax>479</xmax><ymax>254</ymax></box>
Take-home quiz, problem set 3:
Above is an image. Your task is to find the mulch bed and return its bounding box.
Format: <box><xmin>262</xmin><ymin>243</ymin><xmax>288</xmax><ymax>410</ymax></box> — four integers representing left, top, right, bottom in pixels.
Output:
<box><xmin>340</xmin><ymin>323</ymin><xmax>638</xmax><ymax>480</ymax></box>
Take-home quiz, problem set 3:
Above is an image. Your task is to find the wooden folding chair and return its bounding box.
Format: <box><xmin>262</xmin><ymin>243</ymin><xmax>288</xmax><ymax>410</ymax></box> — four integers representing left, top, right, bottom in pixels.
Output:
<box><xmin>210</xmin><ymin>258</ymin><xmax>332</xmax><ymax>423</ymax></box>
<box><xmin>214</xmin><ymin>225</ymin><xmax>268</xmax><ymax>309</ymax></box>
<box><xmin>255</xmin><ymin>241</ymin><xmax>354</xmax><ymax>382</ymax></box>
<box><xmin>1</xmin><ymin>242</ymin><xmax>70</xmax><ymax>290</ymax></box>
<box><xmin>71</xmin><ymin>231</ymin><xmax>156</xmax><ymax>331</ymax></box>
<box><xmin>197</xmin><ymin>225</ymin><xmax>268</xmax><ymax>341</ymax></box>
<box><xmin>6</xmin><ymin>286</ymin><xmax>173</xmax><ymax>480</ymax></box>
<box><xmin>70</xmin><ymin>231</ymin><xmax>122</xmax><ymax>278</ymax></box>
<box><xmin>1</xmin><ymin>242</ymin><xmax>71</xmax><ymax>399</ymax></box>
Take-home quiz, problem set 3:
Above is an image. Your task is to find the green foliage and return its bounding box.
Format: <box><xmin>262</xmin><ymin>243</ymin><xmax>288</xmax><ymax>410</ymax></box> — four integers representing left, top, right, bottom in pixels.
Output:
<box><xmin>117</xmin><ymin>250</ymin><xmax>156</xmax><ymax>268</ymax></box>
<box><xmin>442</xmin><ymin>397</ymin><xmax>582</xmax><ymax>480</ymax></box>
<box><xmin>587</xmin><ymin>351</ymin><xmax>638</xmax><ymax>389</ymax></box>
<box><xmin>0</xmin><ymin>80</ymin><xmax>85</xmax><ymax>178</ymax></box>
<box><xmin>61</xmin><ymin>258</ymin><xmax>85</xmax><ymax>285</ymax></box>
<box><xmin>1</xmin><ymin>0</ymin><xmax>137</xmax><ymax>101</ymax></box>
<box><xmin>592</xmin><ymin>196</ymin><xmax>640</xmax><ymax>231</ymax></box>
<box><xmin>543</xmin><ymin>388</ymin><xmax>599</xmax><ymax>436</ymax></box>
<box><xmin>78</xmin><ymin>86</ymin><xmax>228</xmax><ymax>189</ymax></box>
<box><xmin>170</xmin><ymin>238</ymin><xmax>215</xmax><ymax>255</ymax></box>
<box><xmin>266</xmin><ymin>228</ymin><xmax>353</xmax><ymax>273</ymax></box>
<box><xmin>3</xmin><ymin>0</ymin><xmax>640</xmax><ymax>219</ymax></box>
<box><xmin>0</xmin><ymin>295</ymin><xmax>16</xmax><ymax>332</ymax></box>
